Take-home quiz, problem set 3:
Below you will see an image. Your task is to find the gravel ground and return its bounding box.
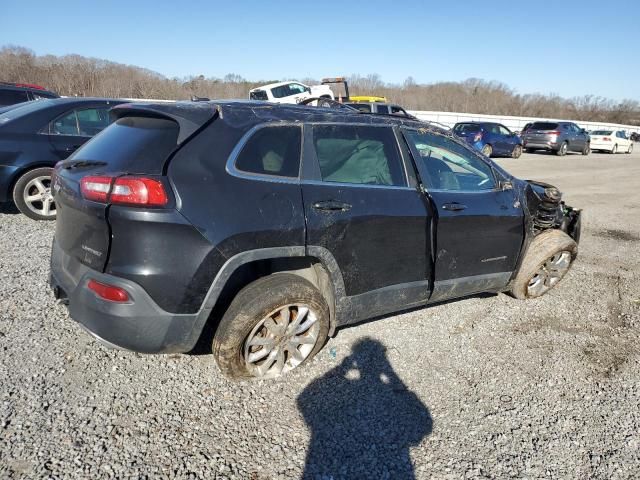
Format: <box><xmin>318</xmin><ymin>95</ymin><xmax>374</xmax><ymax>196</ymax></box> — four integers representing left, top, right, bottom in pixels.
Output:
<box><xmin>1</xmin><ymin>150</ymin><xmax>639</xmax><ymax>479</ymax></box>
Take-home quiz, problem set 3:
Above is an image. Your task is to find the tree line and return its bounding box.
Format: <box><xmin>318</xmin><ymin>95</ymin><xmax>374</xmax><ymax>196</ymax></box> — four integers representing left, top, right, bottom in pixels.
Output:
<box><xmin>2</xmin><ymin>46</ymin><xmax>638</xmax><ymax>125</ymax></box>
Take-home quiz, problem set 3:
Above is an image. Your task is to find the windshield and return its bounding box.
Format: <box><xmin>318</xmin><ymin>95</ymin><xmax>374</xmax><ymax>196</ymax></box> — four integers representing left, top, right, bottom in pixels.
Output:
<box><xmin>591</xmin><ymin>130</ymin><xmax>612</xmax><ymax>135</ymax></box>
<box><xmin>0</xmin><ymin>99</ymin><xmax>55</xmax><ymax>125</ymax></box>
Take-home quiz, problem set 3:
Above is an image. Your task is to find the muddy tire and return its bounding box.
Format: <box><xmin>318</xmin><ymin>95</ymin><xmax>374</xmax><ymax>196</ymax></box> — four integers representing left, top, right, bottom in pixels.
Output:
<box><xmin>509</xmin><ymin>229</ymin><xmax>578</xmax><ymax>300</ymax></box>
<box><xmin>213</xmin><ymin>273</ymin><xmax>330</xmax><ymax>380</ymax></box>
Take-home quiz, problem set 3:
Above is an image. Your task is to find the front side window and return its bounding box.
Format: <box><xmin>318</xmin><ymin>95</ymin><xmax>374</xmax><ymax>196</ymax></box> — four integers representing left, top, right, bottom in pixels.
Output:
<box><xmin>288</xmin><ymin>84</ymin><xmax>306</xmax><ymax>95</ymax></box>
<box><xmin>312</xmin><ymin>125</ymin><xmax>405</xmax><ymax>186</ymax></box>
<box><xmin>235</xmin><ymin>125</ymin><xmax>301</xmax><ymax>177</ymax></box>
<box><xmin>454</xmin><ymin>123</ymin><xmax>481</xmax><ymax>134</ymax></box>
<box><xmin>498</xmin><ymin>125</ymin><xmax>511</xmax><ymax>136</ymax></box>
<box><xmin>404</xmin><ymin>130</ymin><xmax>496</xmax><ymax>191</ymax></box>
<box><xmin>51</xmin><ymin>111</ymin><xmax>79</xmax><ymax>135</ymax></box>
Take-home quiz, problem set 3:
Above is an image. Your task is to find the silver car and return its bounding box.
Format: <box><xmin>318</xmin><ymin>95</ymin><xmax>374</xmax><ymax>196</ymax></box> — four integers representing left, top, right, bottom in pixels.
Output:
<box><xmin>522</xmin><ymin>121</ymin><xmax>590</xmax><ymax>156</ymax></box>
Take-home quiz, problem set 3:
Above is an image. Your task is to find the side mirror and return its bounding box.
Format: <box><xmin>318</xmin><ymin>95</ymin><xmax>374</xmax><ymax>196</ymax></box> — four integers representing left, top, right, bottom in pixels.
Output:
<box><xmin>501</xmin><ymin>180</ymin><xmax>514</xmax><ymax>191</ymax></box>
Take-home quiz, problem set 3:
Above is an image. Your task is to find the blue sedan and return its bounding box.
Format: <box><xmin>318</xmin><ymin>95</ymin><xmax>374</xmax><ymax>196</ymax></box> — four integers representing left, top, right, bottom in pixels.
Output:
<box><xmin>453</xmin><ymin>122</ymin><xmax>523</xmax><ymax>158</ymax></box>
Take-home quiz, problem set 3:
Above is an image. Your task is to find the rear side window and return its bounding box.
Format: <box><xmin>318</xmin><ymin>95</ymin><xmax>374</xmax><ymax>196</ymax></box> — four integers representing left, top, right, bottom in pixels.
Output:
<box><xmin>530</xmin><ymin>122</ymin><xmax>558</xmax><ymax>130</ymax></box>
<box><xmin>235</xmin><ymin>125</ymin><xmax>301</xmax><ymax>177</ymax></box>
<box><xmin>68</xmin><ymin>116</ymin><xmax>179</xmax><ymax>173</ymax></box>
<box><xmin>76</xmin><ymin>108</ymin><xmax>110</xmax><ymax>136</ymax></box>
<box><xmin>376</xmin><ymin>105</ymin><xmax>389</xmax><ymax>114</ymax></box>
<box><xmin>312</xmin><ymin>125</ymin><xmax>405</xmax><ymax>187</ymax></box>
<box><xmin>0</xmin><ymin>89</ymin><xmax>29</xmax><ymax>106</ymax></box>
<box><xmin>250</xmin><ymin>90</ymin><xmax>268</xmax><ymax>101</ymax></box>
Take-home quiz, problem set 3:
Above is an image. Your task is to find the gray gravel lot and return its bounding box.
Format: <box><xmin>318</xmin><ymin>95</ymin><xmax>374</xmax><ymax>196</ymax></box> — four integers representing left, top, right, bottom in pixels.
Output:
<box><xmin>1</xmin><ymin>150</ymin><xmax>639</xmax><ymax>479</ymax></box>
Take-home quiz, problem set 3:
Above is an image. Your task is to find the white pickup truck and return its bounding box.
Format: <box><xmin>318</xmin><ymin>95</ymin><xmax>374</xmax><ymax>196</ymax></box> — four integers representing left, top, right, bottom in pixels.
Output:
<box><xmin>249</xmin><ymin>81</ymin><xmax>334</xmax><ymax>104</ymax></box>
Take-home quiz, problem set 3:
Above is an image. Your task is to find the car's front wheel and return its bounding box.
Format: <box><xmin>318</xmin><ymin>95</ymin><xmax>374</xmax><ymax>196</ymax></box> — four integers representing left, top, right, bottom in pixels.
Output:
<box><xmin>12</xmin><ymin>167</ymin><xmax>56</xmax><ymax>221</ymax></box>
<box><xmin>626</xmin><ymin>144</ymin><xmax>633</xmax><ymax>154</ymax></box>
<box><xmin>510</xmin><ymin>229</ymin><xmax>577</xmax><ymax>299</ymax></box>
<box><xmin>481</xmin><ymin>144</ymin><xmax>493</xmax><ymax>157</ymax></box>
<box><xmin>213</xmin><ymin>273</ymin><xmax>330</xmax><ymax>379</ymax></box>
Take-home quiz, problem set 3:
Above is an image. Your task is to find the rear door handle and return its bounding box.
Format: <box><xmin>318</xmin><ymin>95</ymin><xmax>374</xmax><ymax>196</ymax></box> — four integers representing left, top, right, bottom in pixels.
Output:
<box><xmin>442</xmin><ymin>202</ymin><xmax>467</xmax><ymax>211</ymax></box>
<box><xmin>312</xmin><ymin>200</ymin><xmax>352</xmax><ymax>212</ymax></box>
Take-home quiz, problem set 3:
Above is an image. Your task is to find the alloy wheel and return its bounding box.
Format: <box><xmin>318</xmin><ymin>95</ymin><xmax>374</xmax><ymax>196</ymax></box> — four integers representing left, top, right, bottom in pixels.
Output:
<box><xmin>527</xmin><ymin>251</ymin><xmax>572</xmax><ymax>297</ymax></box>
<box><xmin>22</xmin><ymin>175</ymin><xmax>56</xmax><ymax>218</ymax></box>
<box><xmin>243</xmin><ymin>304</ymin><xmax>320</xmax><ymax>378</ymax></box>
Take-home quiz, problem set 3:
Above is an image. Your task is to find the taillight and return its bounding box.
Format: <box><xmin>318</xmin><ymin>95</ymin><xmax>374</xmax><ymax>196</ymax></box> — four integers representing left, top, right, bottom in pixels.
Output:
<box><xmin>603</xmin><ymin>137</ymin><xmax>611</xmax><ymax>141</ymax></box>
<box><xmin>80</xmin><ymin>176</ymin><xmax>112</xmax><ymax>202</ymax></box>
<box><xmin>87</xmin><ymin>279</ymin><xmax>130</xmax><ymax>302</ymax></box>
<box><xmin>111</xmin><ymin>177</ymin><xmax>168</xmax><ymax>206</ymax></box>
<box><xmin>80</xmin><ymin>175</ymin><xmax>168</xmax><ymax>206</ymax></box>
<box><xmin>548</xmin><ymin>131</ymin><xmax>561</xmax><ymax>136</ymax></box>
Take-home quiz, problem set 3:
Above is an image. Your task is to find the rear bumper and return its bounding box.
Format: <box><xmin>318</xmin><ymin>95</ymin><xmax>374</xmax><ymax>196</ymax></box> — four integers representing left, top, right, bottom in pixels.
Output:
<box><xmin>49</xmin><ymin>239</ymin><xmax>201</xmax><ymax>354</ymax></box>
<box><xmin>523</xmin><ymin>140</ymin><xmax>558</xmax><ymax>151</ymax></box>
<box><xmin>590</xmin><ymin>142</ymin><xmax>613</xmax><ymax>151</ymax></box>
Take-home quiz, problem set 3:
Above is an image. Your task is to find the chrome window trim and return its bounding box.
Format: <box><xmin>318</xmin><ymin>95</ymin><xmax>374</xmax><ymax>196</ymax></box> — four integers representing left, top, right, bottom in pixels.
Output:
<box><xmin>225</xmin><ymin>122</ymin><xmax>303</xmax><ymax>185</ymax></box>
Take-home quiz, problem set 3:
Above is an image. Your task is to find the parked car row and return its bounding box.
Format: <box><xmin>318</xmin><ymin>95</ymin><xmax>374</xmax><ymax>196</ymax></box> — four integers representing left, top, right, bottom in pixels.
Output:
<box><xmin>0</xmin><ymin>82</ymin><xmax>59</xmax><ymax>107</ymax></box>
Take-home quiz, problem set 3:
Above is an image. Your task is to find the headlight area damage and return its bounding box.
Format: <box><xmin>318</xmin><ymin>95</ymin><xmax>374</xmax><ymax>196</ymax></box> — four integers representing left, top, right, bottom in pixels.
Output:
<box><xmin>524</xmin><ymin>180</ymin><xmax>581</xmax><ymax>243</ymax></box>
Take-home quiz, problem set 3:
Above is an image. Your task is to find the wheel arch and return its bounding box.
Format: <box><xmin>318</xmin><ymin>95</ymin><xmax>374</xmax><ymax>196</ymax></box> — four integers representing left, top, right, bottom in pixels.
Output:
<box><xmin>188</xmin><ymin>246</ymin><xmax>345</xmax><ymax>350</ymax></box>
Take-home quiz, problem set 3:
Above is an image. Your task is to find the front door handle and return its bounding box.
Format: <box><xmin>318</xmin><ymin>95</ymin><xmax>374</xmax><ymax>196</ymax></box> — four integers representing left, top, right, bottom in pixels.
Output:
<box><xmin>312</xmin><ymin>200</ymin><xmax>352</xmax><ymax>212</ymax></box>
<box><xmin>442</xmin><ymin>202</ymin><xmax>467</xmax><ymax>211</ymax></box>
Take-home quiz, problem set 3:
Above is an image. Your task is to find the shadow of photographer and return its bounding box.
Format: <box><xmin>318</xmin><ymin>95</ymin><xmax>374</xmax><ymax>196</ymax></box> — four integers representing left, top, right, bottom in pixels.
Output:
<box><xmin>297</xmin><ymin>338</ymin><xmax>432</xmax><ymax>479</ymax></box>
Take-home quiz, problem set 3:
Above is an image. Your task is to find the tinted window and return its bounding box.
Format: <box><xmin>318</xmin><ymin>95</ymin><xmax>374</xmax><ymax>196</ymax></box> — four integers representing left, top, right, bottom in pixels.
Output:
<box><xmin>454</xmin><ymin>123</ymin><xmax>481</xmax><ymax>134</ymax></box>
<box><xmin>68</xmin><ymin>116</ymin><xmax>179</xmax><ymax>173</ymax></box>
<box><xmin>313</xmin><ymin>125</ymin><xmax>405</xmax><ymax>186</ymax></box>
<box><xmin>51</xmin><ymin>111</ymin><xmax>79</xmax><ymax>135</ymax></box>
<box><xmin>530</xmin><ymin>122</ymin><xmax>558</xmax><ymax>131</ymax></box>
<box><xmin>250</xmin><ymin>90</ymin><xmax>268</xmax><ymax>101</ymax></box>
<box><xmin>235</xmin><ymin>125</ymin><xmax>301</xmax><ymax>177</ymax></box>
<box><xmin>376</xmin><ymin>105</ymin><xmax>389</xmax><ymax>114</ymax></box>
<box><xmin>76</xmin><ymin>108</ymin><xmax>111</xmax><ymax>136</ymax></box>
<box><xmin>0</xmin><ymin>89</ymin><xmax>29</xmax><ymax>106</ymax></box>
<box><xmin>405</xmin><ymin>130</ymin><xmax>495</xmax><ymax>191</ymax></box>
<box><xmin>271</xmin><ymin>85</ymin><xmax>291</xmax><ymax>99</ymax></box>
<box><xmin>592</xmin><ymin>130</ymin><xmax>612</xmax><ymax>135</ymax></box>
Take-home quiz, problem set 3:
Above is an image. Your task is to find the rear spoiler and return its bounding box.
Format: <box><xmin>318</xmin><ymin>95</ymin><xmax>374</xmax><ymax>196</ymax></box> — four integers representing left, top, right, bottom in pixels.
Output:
<box><xmin>110</xmin><ymin>102</ymin><xmax>218</xmax><ymax>144</ymax></box>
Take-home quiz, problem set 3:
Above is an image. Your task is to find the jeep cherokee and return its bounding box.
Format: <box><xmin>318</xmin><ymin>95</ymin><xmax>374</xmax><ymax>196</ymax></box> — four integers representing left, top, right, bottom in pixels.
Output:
<box><xmin>49</xmin><ymin>101</ymin><xmax>582</xmax><ymax>379</ymax></box>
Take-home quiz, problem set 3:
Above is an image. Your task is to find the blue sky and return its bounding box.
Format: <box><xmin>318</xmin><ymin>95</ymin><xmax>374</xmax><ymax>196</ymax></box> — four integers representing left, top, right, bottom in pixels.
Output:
<box><xmin>1</xmin><ymin>0</ymin><xmax>638</xmax><ymax>100</ymax></box>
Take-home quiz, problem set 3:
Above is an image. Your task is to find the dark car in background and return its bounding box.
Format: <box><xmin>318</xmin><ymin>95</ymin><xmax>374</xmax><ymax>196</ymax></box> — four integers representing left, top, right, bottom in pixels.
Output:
<box><xmin>49</xmin><ymin>101</ymin><xmax>581</xmax><ymax>380</ymax></box>
<box><xmin>0</xmin><ymin>98</ymin><xmax>126</xmax><ymax>220</ymax></box>
<box><xmin>452</xmin><ymin>122</ymin><xmax>523</xmax><ymax>158</ymax></box>
<box><xmin>0</xmin><ymin>82</ymin><xmax>59</xmax><ymax>107</ymax></box>
<box><xmin>521</xmin><ymin>121</ymin><xmax>590</xmax><ymax>156</ymax></box>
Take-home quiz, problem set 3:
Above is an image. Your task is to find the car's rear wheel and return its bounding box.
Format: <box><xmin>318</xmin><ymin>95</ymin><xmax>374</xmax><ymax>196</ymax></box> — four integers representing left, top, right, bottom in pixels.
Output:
<box><xmin>556</xmin><ymin>142</ymin><xmax>568</xmax><ymax>156</ymax></box>
<box><xmin>611</xmin><ymin>144</ymin><xmax>618</xmax><ymax>154</ymax></box>
<box><xmin>511</xmin><ymin>145</ymin><xmax>523</xmax><ymax>159</ymax></box>
<box><xmin>509</xmin><ymin>229</ymin><xmax>577</xmax><ymax>299</ymax></box>
<box><xmin>12</xmin><ymin>167</ymin><xmax>56</xmax><ymax>221</ymax></box>
<box><xmin>626</xmin><ymin>144</ymin><xmax>633</xmax><ymax>154</ymax></box>
<box><xmin>213</xmin><ymin>273</ymin><xmax>330</xmax><ymax>379</ymax></box>
<box><xmin>481</xmin><ymin>144</ymin><xmax>493</xmax><ymax>157</ymax></box>
<box><xmin>581</xmin><ymin>143</ymin><xmax>590</xmax><ymax>155</ymax></box>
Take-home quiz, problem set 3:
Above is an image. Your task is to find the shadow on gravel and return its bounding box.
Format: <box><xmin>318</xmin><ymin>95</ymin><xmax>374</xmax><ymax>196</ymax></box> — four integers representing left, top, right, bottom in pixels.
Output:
<box><xmin>298</xmin><ymin>338</ymin><xmax>432</xmax><ymax>480</ymax></box>
<box><xmin>0</xmin><ymin>202</ymin><xmax>19</xmax><ymax>214</ymax></box>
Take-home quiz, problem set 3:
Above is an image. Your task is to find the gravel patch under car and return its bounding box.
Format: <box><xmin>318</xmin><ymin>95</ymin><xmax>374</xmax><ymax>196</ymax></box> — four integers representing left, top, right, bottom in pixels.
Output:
<box><xmin>1</xmin><ymin>152</ymin><xmax>639</xmax><ymax>479</ymax></box>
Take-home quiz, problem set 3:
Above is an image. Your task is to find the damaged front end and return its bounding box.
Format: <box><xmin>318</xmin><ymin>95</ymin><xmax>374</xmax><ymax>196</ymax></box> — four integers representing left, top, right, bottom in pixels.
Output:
<box><xmin>524</xmin><ymin>180</ymin><xmax>581</xmax><ymax>243</ymax></box>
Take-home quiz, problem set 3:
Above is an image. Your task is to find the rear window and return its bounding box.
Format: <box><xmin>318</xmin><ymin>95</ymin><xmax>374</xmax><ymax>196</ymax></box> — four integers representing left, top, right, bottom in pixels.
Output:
<box><xmin>591</xmin><ymin>130</ymin><xmax>612</xmax><ymax>135</ymax></box>
<box><xmin>454</xmin><ymin>123</ymin><xmax>481</xmax><ymax>134</ymax></box>
<box><xmin>530</xmin><ymin>122</ymin><xmax>558</xmax><ymax>131</ymax></box>
<box><xmin>68</xmin><ymin>116</ymin><xmax>179</xmax><ymax>173</ymax></box>
<box><xmin>250</xmin><ymin>90</ymin><xmax>268</xmax><ymax>101</ymax></box>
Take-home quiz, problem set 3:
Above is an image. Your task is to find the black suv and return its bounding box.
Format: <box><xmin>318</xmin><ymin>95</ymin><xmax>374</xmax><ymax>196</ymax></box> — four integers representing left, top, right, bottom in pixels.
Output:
<box><xmin>49</xmin><ymin>101</ymin><xmax>581</xmax><ymax>379</ymax></box>
<box><xmin>0</xmin><ymin>82</ymin><xmax>59</xmax><ymax>107</ymax></box>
